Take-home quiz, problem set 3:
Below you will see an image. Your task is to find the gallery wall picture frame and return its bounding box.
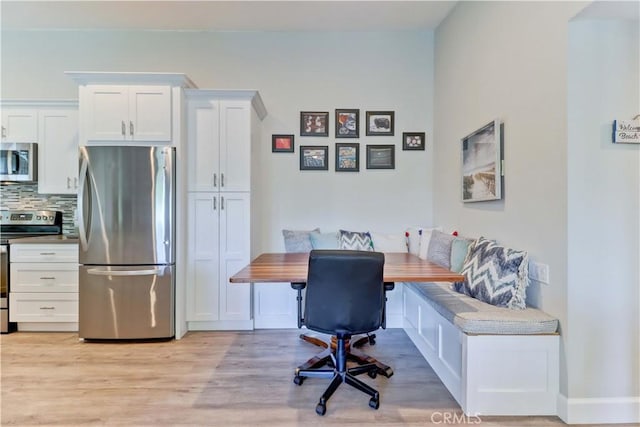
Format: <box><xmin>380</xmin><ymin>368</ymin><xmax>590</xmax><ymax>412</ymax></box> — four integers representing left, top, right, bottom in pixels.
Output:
<box><xmin>272</xmin><ymin>134</ymin><xmax>295</xmax><ymax>153</ymax></box>
<box><xmin>366</xmin><ymin>144</ymin><xmax>395</xmax><ymax>169</ymax></box>
<box><xmin>300</xmin><ymin>111</ymin><xmax>329</xmax><ymax>137</ymax></box>
<box><xmin>365</xmin><ymin>111</ymin><xmax>395</xmax><ymax>136</ymax></box>
<box><xmin>335</xmin><ymin>109</ymin><xmax>359</xmax><ymax>138</ymax></box>
<box><xmin>402</xmin><ymin>132</ymin><xmax>426</xmax><ymax>151</ymax></box>
<box><xmin>300</xmin><ymin>145</ymin><xmax>329</xmax><ymax>170</ymax></box>
<box><xmin>461</xmin><ymin>119</ymin><xmax>503</xmax><ymax>203</ymax></box>
<box><xmin>335</xmin><ymin>143</ymin><xmax>359</xmax><ymax>172</ymax></box>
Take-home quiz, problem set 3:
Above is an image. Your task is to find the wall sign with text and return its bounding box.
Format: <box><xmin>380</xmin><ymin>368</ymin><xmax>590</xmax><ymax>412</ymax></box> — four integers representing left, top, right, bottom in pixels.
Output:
<box><xmin>613</xmin><ymin>120</ymin><xmax>640</xmax><ymax>144</ymax></box>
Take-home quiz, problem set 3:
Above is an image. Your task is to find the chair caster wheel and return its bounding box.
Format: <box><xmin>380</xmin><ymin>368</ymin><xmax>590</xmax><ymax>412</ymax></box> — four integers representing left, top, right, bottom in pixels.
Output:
<box><xmin>368</xmin><ymin>336</ymin><xmax>376</xmax><ymax>345</ymax></box>
<box><xmin>293</xmin><ymin>375</ymin><xmax>305</xmax><ymax>385</ymax></box>
<box><xmin>316</xmin><ymin>403</ymin><xmax>326</xmax><ymax>416</ymax></box>
<box><xmin>367</xmin><ymin>370</ymin><xmax>377</xmax><ymax>379</ymax></box>
<box><xmin>382</xmin><ymin>367</ymin><xmax>394</xmax><ymax>378</ymax></box>
<box><xmin>369</xmin><ymin>397</ymin><xmax>380</xmax><ymax>410</ymax></box>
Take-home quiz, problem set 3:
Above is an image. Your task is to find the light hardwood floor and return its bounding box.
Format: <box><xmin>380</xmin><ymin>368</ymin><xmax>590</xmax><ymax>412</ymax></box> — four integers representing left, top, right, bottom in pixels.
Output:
<box><xmin>0</xmin><ymin>329</ymin><xmax>621</xmax><ymax>426</ymax></box>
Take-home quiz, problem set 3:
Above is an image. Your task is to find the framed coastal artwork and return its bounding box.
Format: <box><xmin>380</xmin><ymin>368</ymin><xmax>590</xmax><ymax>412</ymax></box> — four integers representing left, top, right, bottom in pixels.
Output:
<box><xmin>461</xmin><ymin>119</ymin><xmax>503</xmax><ymax>202</ymax></box>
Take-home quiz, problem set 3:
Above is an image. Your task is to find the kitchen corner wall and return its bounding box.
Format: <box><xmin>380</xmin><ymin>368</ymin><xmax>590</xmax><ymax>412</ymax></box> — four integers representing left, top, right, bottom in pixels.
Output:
<box><xmin>0</xmin><ymin>183</ymin><xmax>77</xmax><ymax>234</ymax></box>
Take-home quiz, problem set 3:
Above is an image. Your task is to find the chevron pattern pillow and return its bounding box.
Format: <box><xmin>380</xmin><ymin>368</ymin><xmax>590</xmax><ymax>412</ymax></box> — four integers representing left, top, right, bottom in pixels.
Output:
<box><xmin>453</xmin><ymin>237</ymin><xmax>529</xmax><ymax>309</ymax></box>
<box><xmin>339</xmin><ymin>230</ymin><xmax>373</xmax><ymax>251</ymax></box>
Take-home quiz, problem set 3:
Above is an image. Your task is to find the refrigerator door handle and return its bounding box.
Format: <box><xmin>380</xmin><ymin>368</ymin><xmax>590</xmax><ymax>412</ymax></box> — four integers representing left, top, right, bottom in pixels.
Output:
<box><xmin>87</xmin><ymin>267</ymin><xmax>163</xmax><ymax>277</ymax></box>
<box><xmin>78</xmin><ymin>153</ymin><xmax>90</xmax><ymax>251</ymax></box>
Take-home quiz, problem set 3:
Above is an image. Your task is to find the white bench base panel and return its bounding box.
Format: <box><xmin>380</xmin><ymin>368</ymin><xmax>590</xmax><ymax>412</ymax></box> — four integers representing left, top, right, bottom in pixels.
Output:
<box><xmin>402</xmin><ymin>284</ymin><xmax>559</xmax><ymax>416</ymax></box>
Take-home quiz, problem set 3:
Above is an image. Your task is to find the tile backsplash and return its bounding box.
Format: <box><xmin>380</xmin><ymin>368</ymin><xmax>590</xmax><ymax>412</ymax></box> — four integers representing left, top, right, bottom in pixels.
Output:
<box><xmin>0</xmin><ymin>183</ymin><xmax>77</xmax><ymax>235</ymax></box>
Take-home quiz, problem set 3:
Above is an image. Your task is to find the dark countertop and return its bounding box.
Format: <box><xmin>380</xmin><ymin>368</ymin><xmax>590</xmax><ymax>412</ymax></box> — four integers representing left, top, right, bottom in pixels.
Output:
<box><xmin>8</xmin><ymin>235</ymin><xmax>79</xmax><ymax>244</ymax></box>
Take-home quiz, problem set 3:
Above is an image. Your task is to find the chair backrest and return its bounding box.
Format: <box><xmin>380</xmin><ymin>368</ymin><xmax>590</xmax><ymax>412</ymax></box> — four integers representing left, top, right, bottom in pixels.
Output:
<box><xmin>304</xmin><ymin>249</ymin><xmax>385</xmax><ymax>336</ymax></box>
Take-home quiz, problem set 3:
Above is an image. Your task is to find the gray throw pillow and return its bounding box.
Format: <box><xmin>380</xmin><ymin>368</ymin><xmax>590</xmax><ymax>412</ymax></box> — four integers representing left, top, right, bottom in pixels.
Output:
<box><xmin>338</xmin><ymin>230</ymin><xmax>373</xmax><ymax>251</ymax></box>
<box><xmin>426</xmin><ymin>230</ymin><xmax>456</xmax><ymax>269</ymax></box>
<box><xmin>453</xmin><ymin>237</ymin><xmax>529</xmax><ymax>310</ymax></box>
<box><xmin>282</xmin><ymin>228</ymin><xmax>319</xmax><ymax>253</ymax></box>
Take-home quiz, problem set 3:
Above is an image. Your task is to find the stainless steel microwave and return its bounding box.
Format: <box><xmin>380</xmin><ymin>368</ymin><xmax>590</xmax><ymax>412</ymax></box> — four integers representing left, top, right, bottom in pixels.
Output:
<box><xmin>0</xmin><ymin>143</ymin><xmax>37</xmax><ymax>182</ymax></box>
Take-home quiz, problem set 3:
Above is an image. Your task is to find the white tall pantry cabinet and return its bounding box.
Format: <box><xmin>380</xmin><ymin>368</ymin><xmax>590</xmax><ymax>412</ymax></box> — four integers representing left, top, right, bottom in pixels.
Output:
<box><xmin>185</xmin><ymin>90</ymin><xmax>266</xmax><ymax>331</ymax></box>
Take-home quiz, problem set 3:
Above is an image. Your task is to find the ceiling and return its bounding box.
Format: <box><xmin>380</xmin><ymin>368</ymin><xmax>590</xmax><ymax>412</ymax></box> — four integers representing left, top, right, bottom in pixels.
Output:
<box><xmin>1</xmin><ymin>1</ymin><xmax>458</xmax><ymax>32</ymax></box>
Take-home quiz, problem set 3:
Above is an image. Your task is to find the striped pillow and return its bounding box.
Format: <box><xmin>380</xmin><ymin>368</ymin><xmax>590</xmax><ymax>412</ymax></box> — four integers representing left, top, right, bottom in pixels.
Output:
<box><xmin>453</xmin><ymin>237</ymin><xmax>529</xmax><ymax>309</ymax></box>
<box><xmin>338</xmin><ymin>230</ymin><xmax>373</xmax><ymax>251</ymax></box>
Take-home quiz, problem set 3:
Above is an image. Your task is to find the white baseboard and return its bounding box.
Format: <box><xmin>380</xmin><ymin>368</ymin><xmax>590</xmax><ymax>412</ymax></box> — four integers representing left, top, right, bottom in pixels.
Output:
<box><xmin>558</xmin><ymin>393</ymin><xmax>640</xmax><ymax>424</ymax></box>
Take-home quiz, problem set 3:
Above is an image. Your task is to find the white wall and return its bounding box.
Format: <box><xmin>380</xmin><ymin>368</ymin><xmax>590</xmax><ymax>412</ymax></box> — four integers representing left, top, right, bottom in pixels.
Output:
<box><xmin>1</xmin><ymin>30</ymin><xmax>436</xmax><ymax>252</ymax></box>
<box><xmin>567</xmin><ymin>18</ymin><xmax>639</xmax><ymax>424</ymax></box>
<box><xmin>434</xmin><ymin>1</ymin><xmax>639</xmax><ymax>424</ymax></box>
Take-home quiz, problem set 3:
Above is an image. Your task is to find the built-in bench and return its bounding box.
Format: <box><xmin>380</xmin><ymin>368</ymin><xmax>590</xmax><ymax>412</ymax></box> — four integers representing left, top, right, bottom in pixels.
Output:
<box><xmin>402</xmin><ymin>281</ymin><xmax>559</xmax><ymax>416</ymax></box>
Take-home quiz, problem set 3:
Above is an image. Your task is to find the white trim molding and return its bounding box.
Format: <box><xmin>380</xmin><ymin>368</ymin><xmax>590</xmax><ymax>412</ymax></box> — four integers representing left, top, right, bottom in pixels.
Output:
<box><xmin>558</xmin><ymin>394</ymin><xmax>640</xmax><ymax>425</ymax></box>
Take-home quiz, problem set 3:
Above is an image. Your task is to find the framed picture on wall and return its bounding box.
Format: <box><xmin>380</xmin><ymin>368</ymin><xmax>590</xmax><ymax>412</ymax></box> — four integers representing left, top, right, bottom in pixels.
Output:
<box><xmin>300</xmin><ymin>112</ymin><xmax>329</xmax><ymax>137</ymax></box>
<box><xmin>272</xmin><ymin>134</ymin><xmax>294</xmax><ymax>152</ymax></box>
<box><xmin>461</xmin><ymin>119</ymin><xmax>503</xmax><ymax>202</ymax></box>
<box><xmin>365</xmin><ymin>111</ymin><xmax>394</xmax><ymax>136</ymax></box>
<box><xmin>300</xmin><ymin>145</ymin><xmax>329</xmax><ymax>170</ymax></box>
<box><xmin>366</xmin><ymin>144</ymin><xmax>395</xmax><ymax>169</ymax></box>
<box><xmin>402</xmin><ymin>132</ymin><xmax>426</xmax><ymax>151</ymax></box>
<box><xmin>335</xmin><ymin>143</ymin><xmax>359</xmax><ymax>172</ymax></box>
<box><xmin>335</xmin><ymin>109</ymin><xmax>359</xmax><ymax>138</ymax></box>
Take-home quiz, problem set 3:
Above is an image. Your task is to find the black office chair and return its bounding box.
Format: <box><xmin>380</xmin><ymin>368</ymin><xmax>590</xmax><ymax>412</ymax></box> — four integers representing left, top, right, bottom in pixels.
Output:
<box><xmin>293</xmin><ymin>250</ymin><xmax>386</xmax><ymax>416</ymax></box>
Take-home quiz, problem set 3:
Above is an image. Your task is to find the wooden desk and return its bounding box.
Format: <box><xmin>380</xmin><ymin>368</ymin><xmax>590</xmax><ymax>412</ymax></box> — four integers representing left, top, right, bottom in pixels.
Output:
<box><xmin>229</xmin><ymin>252</ymin><xmax>464</xmax><ymax>379</ymax></box>
<box><xmin>229</xmin><ymin>252</ymin><xmax>464</xmax><ymax>284</ymax></box>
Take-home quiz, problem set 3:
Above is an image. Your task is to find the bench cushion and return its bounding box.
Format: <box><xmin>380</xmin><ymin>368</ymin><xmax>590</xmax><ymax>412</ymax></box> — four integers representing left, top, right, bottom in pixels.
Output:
<box><xmin>404</xmin><ymin>282</ymin><xmax>558</xmax><ymax>335</ymax></box>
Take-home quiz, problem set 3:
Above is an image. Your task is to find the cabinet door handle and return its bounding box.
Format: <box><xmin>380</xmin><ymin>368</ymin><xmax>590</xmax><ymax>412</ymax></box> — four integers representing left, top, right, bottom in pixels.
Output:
<box><xmin>213</xmin><ymin>197</ymin><xmax>217</xmax><ymax>211</ymax></box>
<box><xmin>221</xmin><ymin>196</ymin><xmax>224</xmax><ymax>210</ymax></box>
<box><xmin>221</xmin><ymin>173</ymin><xmax>225</xmax><ymax>187</ymax></box>
<box><xmin>1</xmin><ymin>125</ymin><xmax>6</xmax><ymax>138</ymax></box>
<box><xmin>39</xmin><ymin>277</ymin><xmax>56</xmax><ymax>280</ymax></box>
<box><xmin>67</xmin><ymin>177</ymin><xmax>71</xmax><ymax>189</ymax></box>
<box><xmin>39</xmin><ymin>252</ymin><xmax>56</xmax><ymax>256</ymax></box>
<box><xmin>73</xmin><ymin>177</ymin><xmax>78</xmax><ymax>189</ymax></box>
<box><xmin>130</xmin><ymin>121</ymin><xmax>134</xmax><ymax>136</ymax></box>
<box><xmin>121</xmin><ymin>121</ymin><xmax>126</xmax><ymax>136</ymax></box>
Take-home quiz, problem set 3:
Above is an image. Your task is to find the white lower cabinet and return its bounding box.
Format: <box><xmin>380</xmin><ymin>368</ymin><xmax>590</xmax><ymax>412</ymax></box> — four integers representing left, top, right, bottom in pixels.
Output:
<box><xmin>9</xmin><ymin>243</ymin><xmax>79</xmax><ymax>331</ymax></box>
<box><xmin>186</xmin><ymin>192</ymin><xmax>252</xmax><ymax>330</ymax></box>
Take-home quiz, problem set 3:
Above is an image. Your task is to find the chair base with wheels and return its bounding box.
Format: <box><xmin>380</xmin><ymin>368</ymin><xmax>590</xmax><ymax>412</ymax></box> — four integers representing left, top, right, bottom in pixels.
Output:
<box><xmin>291</xmin><ymin>281</ymin><xmax>395</xmax><ymax>379</ymax></box>
<box><xmin>294</xmin><ymin>332</ymin><xmax>380</xmax><ymax>416</ymax></box>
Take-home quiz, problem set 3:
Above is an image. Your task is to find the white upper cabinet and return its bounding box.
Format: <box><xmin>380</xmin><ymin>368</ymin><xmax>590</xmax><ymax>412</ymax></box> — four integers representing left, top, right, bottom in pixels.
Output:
<box><xmin>1</xmin><ymin>108</ymin><xmax>38</xmax><ymax>142</ymax></box>
<box><xmin>186</xmin><ymin>90</ymin><xmax>266</xmax><ymax>192</ymax></box>
<box><xmin>1</xmin><ymin>100</ymin><xmax>79</xmax><ymax>195</ymax></box>
<box><xmin>66</xmin><ymin>72</ymin><xmax>196</xmax><ymax>146</ymax></box>
<box><xmin>85</xmin><ymin>85</ymin><xmax>171</xmax><ymax>142</ymax></box>
<box><xmin>38</xmin><ymin>107</ymin><xmax>79</xmax><ymax>194</ymax></box>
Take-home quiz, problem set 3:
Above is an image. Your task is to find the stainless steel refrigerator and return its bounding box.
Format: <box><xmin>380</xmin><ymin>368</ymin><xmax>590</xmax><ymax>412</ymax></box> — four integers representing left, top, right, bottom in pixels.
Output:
<box><xmin>78</xmin><ymin>146</ymin><xmax>175</xmax><ymax>340</ymax></box>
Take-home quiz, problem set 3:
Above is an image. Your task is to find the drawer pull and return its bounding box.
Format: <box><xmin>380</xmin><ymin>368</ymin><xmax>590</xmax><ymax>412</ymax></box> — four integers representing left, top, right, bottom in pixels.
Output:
<box><xmin>40</xmin><ymin>277</ymin><xmax>56</xmax><ymax>280</ymax></box>
<box><xmin>39</xmin><ymin>252</ymin><xmax>56</xmax><ymax>256</ymax></box>
<box><xmin>39</xmin><ymin>306</ymin><xmax>55</xmax><ymax>310</ymax></box>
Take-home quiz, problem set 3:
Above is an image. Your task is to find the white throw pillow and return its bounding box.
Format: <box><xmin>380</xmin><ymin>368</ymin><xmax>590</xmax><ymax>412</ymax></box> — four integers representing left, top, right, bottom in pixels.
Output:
<box><xmin>417</xmin><ymin>227</ymin><xmax>442</xmax><ymax>260</ymax></box>
<box><xmin>405</xmin><ymin>226</ymin><xmax>424</xmax><ymax>255</ymax></box>
<box><xmin>370</xmin><ymin>231</ymin><xmax>408</xmax><ymax>253</ymax></box>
